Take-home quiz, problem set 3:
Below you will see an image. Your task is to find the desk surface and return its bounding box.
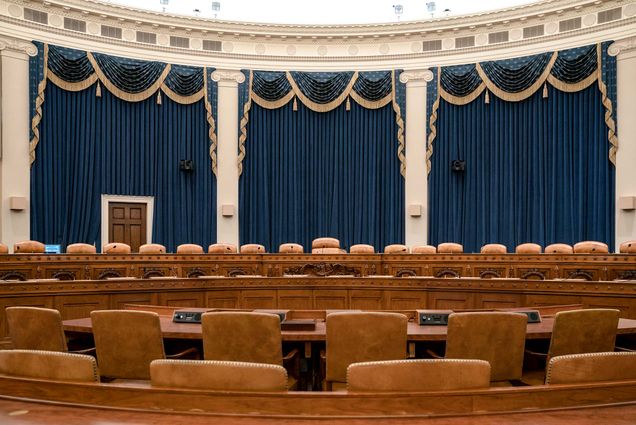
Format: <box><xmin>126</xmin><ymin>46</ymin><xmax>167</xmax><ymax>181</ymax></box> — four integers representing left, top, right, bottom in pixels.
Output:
<box><xmin>63</xmin><ymin>315</ymin><xmax>636</xmax><ymax>342</ymax></box>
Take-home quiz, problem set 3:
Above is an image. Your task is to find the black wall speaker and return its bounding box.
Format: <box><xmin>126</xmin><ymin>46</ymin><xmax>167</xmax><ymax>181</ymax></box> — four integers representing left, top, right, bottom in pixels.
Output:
<box><xmin>180</xmin><ymin>159</ymin><xmax>194</xmax><ymax>172</ymax></box>
<box><xmin>451</xmin><ymin>159</ymin><xmax>466</xmax><ymax>172</ymax></box>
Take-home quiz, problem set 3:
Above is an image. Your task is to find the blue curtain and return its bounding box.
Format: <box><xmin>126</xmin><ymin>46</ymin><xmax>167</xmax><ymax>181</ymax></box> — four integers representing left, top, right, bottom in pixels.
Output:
<box><xmin>31</xmin><ymin>83</ymin><xmax>216</xmax><ymax>252</ymax></box>
<box><xmin>240</xmin><ymin>100</ymin><xmax>404</xmax><ymax>252</ymax></box>
<box><xmin>428</xmin><ymin>85</ymin><xmax>614</xmax><ymax>252</ymax></box>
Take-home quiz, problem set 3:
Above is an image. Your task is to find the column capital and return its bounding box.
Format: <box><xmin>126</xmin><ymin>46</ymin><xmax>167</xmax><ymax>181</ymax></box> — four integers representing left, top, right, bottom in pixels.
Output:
<box><xmin>399</xmin><ymin>69</ymin><xmax>434</xmax><ymax>85</ymax></box>
<box><xmin>211</xmin><ymin>69</ymin><xmax>246</xmax><ymax>84</ymax></box>
<box><xmin>0</xmin><ymin>36</ymin><xmax>38</xmax><ymax>57</ymax></box>
<box><xmin>608</xmin><ymin>36</ymin><xmax>636</xmax><ymax>57</ymax></box>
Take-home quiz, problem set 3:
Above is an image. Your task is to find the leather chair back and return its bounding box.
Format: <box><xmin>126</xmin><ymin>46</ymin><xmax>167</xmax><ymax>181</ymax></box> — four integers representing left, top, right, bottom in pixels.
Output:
<box><xmin>6</xmin><ymin>307</ymin><xmax>68</xmax><ymax>351</ymax></box>
<box><xmin>349</xmin><ymin>244</ymin><xmax>375</xmax><ymax>254</ymax></box>
<box><xmin>546</xmin><ymin>352</ymin><xmax>636</xmax><ymax>384</ymax></box>
<box><xmin>544</xmin><ymin>243</ymin><xmax>573</xmax><ymax>254</ymax></box>
<box><xmin>176</xmin><ymin>244</ymin><xmax>204</xmax><ymax>254</ymax></box>
<box><xmin>103</xmin><ymin>242</ymin><xmax>131</xmax><ymax>254</ymax></box>
<box><xmin>347</xmin><ymin>359</ymin><xmax>490</xmax><ymax>392</ymax></box>
<box><xmin>14</xmin><ymin>240</ymin><xmax>45</xmax><ymax>254</ymax></box>
<box><xmin>445</xmin><ymin>312</ymin><xmax>527</xmax><ymax>382</ymax></box>
<box><xmin>548</xmin><ymin>309</ymin><xmax>620</xmax><ymax>360</ymax></box>
<box><xmin>620</xmin><ymin>240</ymin><xmax>636</xmax><ymax>253</ymax></box>
<box><xmin>150</xmin><ymin>359</ymin><xmax>288</xmax><ymax>391</ymax></box>
<box><xmin>208</xmin><ymin>243</ymin><xmax>238</xmax><ymax>254</ymax></box>
<box><xmin>0</xmin><ymin>350</ymin><xmax>99</xmax><ymax>383</ymax></box>
<box><xmin>384</xmin><ymin>244</ymin><xmax>409</xmax><ymax>254</ymax></box>
<box><xmin>66</xmin><ymin>243</ymin><xmax>97</xmax><ymax>254</ymax></box>
<box><xmin>411</xmin><ymin>245</ymin><xmax>437</xmax><ymax>254</ymax></box>
<box><xmin>515</xmin><ymin>243</ymin><xmax>542</xmax><ymax>254</ymax></box>
<box><xmin>138</xmin><ymin>243</ymin><xmax>166</xmax><ymax>254</ymax></box>
<box><xmin>279</xmin><ymin>243</ymin><xmax>304</xmax><ymax>253</ymax></box>
<box><xmin>202</xmin><ymin>312</ymin><xmax>283</xmax><ymax>365</ymax></box>
<box><xmin>240</xmin><ymin>244</ymin><xmax>266</xmax><ymax>254</ymax></box>
<box><xmin>91</xmin><ymin>310</ymin><xmax>166</xmax><ymax>379</ymax></box>
<box><xmin>326</xmin><ymin>312</ymin><xmax>407</xmax><ymax>387</ymax></box>
<box><xmin>437</xmin><ymin>242</ymin><xmax>463</xmax><ymax>254</ymax></box>
<box><xmin>480</xmin><ymin>244</ymin><xmax>507</xmax><ymax>254</ymax></box>
<box><xmin>573</xmin><ymin>241</ymin><xmax>609</xmax><ymax>254</ymax></box>
<box><xmin>312</xmin><ymin>237</ymin><xmax>340</xmax><ymax>249</ymax></box>
<box><xmin>0</xmin><ymin>243</ymin><xmax>7</xmax><ymax>254</ymax></box>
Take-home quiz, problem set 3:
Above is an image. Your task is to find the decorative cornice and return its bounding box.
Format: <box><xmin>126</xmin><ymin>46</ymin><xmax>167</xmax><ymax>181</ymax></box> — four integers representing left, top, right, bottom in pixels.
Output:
<box><xmin>211</xmin><ymin>69</ymin><xmax>246</xmax><ymax>84</ymax></box>
<box><xmin>0</xmin><ymin>35</ymin><xmax>37</xmax><ymax>56</ymax></box>
<box><xmin>608</xmin><ymin>36</ymin><xmax>636</xmax><ymax>56</ymax></box>
<box><xmin>399</xmin><ymin>69</ymin><xmax>434</xmax><ymax>84</ymax></box>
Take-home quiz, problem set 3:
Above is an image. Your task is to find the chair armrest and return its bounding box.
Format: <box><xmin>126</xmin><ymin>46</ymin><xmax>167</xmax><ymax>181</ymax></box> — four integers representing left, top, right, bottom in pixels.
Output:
<box><xmin>616</xmin><ymin>346</ymin><xmax>636</xmax><ymax>352</ymax></box>
<box><xmin>425</xmin><ymin>348</ymin><xmax>443</xmax><ymax>359</ymax></box>
<box><xmin>70</xmin><ymin>347</ymin><xmax>96</xmax><ymax>356</ymax></box>
<box><xmin>283</xmin><ymin>348</ymin><xmax>299</xmax><ymax>363</ymax></box>
<box><xmin>524</xmin><ymin>349</ymin><xmax>548</xmax><ymax>358</ymax></box>
<box><xmin>166</xmin><ymin>347</ymin><xmax>200</xmax><ymax>360</ymax></box>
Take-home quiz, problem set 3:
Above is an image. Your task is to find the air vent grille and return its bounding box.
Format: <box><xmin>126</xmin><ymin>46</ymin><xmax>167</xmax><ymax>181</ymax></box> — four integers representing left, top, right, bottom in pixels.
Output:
<box><xmin>597</xmin><ymin>7</ymin><xmax>622</xmax><ymax>24</ymax></box>
<box><xmin>202</xmin><ymin>40</ymin><xmax>222</xmax><ymax>51</ymax></box>
<box><xmin>23</xmin><ymin>8</ymin><xmax>48</xmax><ymax>24</ymax></box>
<box><xmin>101</xmin><ymin>25</ymin><xmax>122</xmax><ymax>39</ymax></box>
<box><xmin>523</xmin><ymin>25</ymin><xmax>544</xmax><ymax>39</ymax></box>
<box><xmin>455</xmin><ymin>36</ymin><xmax>475</xmax><ymax>49</ymax></box>
<box><xmin>63</xmin><ymin>17</ymin><xmax>86</xmax><ymax>33</ymax></box>
<box><xmin>170</xmin><ymin>36</ymin><xmax>190</xmax><ymax>48</ymax></box>
<box><xmin>488</xmin><ymin>31</ymin><xmax>509</xmax><ymax>44</ymax></box>
<box><xmin>136</xmin><ymin>31</ymin><xmax>157</xmax><ymax>44</ymax></box>
<box><xmin>559</xmin><ymin>17</ymin><xmax>582</xmax><ymax>32</ymax></box>
<box><xmin>422</xmin><ymin>40</ymin><xmax>442</xmax><ymax>52</ymax></box>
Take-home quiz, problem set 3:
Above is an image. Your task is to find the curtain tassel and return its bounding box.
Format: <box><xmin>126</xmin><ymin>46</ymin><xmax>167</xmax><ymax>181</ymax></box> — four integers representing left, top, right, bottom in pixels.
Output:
<box><xmin>346</xmin><ymin>96</ymin><xmax>351</xmax><ymax>111</ymax></box>
<box><xmin>292</xmin><ymin>96</ymin><xmax>298</xmax><ymax>111</ymax></box>
<box><xmin>95</xmin><ymin>81</ymin><xmax>102</xmax><ymax>98</ymax></box>
<box><xmin>542</xmin><ymin>82</ymin><xmax>549</xmax><ymax>99</ymax></box>
<box><xmin>484</xmin><ymin>90</ymin><xmax>490</xmax><ymax>104</ymax></box>
<box><xmin>156</xmin><ymin>91</ymin><xmax>162</xmax><ymax>105</ymax></box>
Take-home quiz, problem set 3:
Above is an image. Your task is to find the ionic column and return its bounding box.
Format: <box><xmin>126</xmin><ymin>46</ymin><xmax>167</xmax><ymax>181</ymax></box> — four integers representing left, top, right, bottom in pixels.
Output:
<box><xmin>399</xmin><ymin>69</ymin><xmax>434</xmax><ymax>247</ymax></box>
<box><xmin>211</xmin><ymin>69</ymin><xmax>245</xmax><ymax>247</ymax></box>
<box><xmin>610</xmin><ymin>37</ymin><xmax>636</xmax><ymax>251</ymax></box>
<box><xmin>0</xmin><ymin>36</ymin><xmax>37</xmax><ymax>252</ymax></box>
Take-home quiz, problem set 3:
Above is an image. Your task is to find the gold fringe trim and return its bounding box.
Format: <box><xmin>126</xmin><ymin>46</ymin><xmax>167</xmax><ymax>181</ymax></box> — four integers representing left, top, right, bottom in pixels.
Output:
<box><xmin>286</xmin><ymin>71</ymin><xmax>359</xmax><ymax>112</ymax></box>
<box><xmin>349</xmin><ymin>91</ymin><xmax>393</xmax><ymax>109</ymax></box>
<box><xmin>96</xmin><ymin>81</ymin><xmax>102</xmax><ymax>97</ymax></box>
<box><xmin>156</xmin><ymin>91</ymin><xmax>162</xmax><ymax>105</ymax></box>
<box><xmin>484</xmin><ymin>89</ymin><xmax>490</xmax><ymax>104</ymax></box>
<box><xmin>161</xmin><ymin>85</ymin><xmax>205</xmax><ymax>104</ymax></box>
<box><xmin>87</xmin><ymin>52</ymin><xmax>171</xmax><ymax>102</ymax></box>
<box><xmin>251</xmin><ymin>90</ymin><xmax>295</xmax><ymax>109</ymax></box>
<box><xmin>426</xmin><ymin>67</ymin><xmax>440</xmax><ymax>176</ymax></box>
<box><xmin>439</xmin><ymin>83</ymin><xmax>486</xmax><ymax>106</ymax></box>
<box><xmin>392</xmin><ymin>70</ymin><xmax>406</xmax><ymax>178</ymax></box>
<box><xmin>203</xmin><ymin>67</ymin><xmax>217</xmax><ymax>176</ymax></box>
<box><xmin>476</xmin><ymin>52</ymin><xmax>557</xmax><ymax>102</ymax></box>
<box><xmin>293</xmin><ymin>96</ymin><xmax>297</xmax><ymax>111</ymax></box>
<box><xmin>596</xmin><ymin>44</ymin><xmax>618</xmax><ymax>166</ymax></box>
<box><xmin>29</xmin><ymin>43</ymin><xmax>49</xmax><ymax>166</ymax></box>
<box><xmin>48</xmin><ymin>72</ymin><xmax>98</xmax><ymax>92</ymax></box>
<box><xmin>346</xmin><ymin>96</ymin><xmax>350</xmax><ymax>111</ymax></box>
<box><xmin>547</xmin><ymin>72</ymin><xmax>597</xmax><ymax>93</ymax></box>
<box><xmin>237</xmin><ymin>70</ymin><xmax>253</xmax><ymax>177</ymax></box>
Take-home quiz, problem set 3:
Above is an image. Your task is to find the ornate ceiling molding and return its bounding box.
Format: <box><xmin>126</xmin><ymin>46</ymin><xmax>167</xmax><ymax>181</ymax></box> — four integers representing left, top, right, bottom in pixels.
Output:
<box><xmin>399</xmin><ymin>70</ymin><xmax>435</xmax><ymax>84</ymax></box>
<box><xmin>608</xmin><ymin>36</ymin><xmax>636</xmax><ymax>56</ymax></box>
<box><xmin>211</xmin><ymin>69</ymin><xmax>246</xmax><ymax>84</ymax></box>
<box><xmin>0</xmin><ymin>34</ymin><xmax>37</xmax><ymax>56</ymax></box>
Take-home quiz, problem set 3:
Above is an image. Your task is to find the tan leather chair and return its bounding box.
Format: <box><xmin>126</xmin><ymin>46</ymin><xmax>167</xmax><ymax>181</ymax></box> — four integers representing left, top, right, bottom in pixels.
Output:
<box><xmin>66</xmin><ymin>243</ymin><xmax>97</xmax><ymax>254</ymax></box>
<box><xmin>0</xmin><ymin>350</ymin><xmax>99</xmax><ymax>383</ymax></box>
<box><xmin>208</xmin><ymin>243</ymin><xmax>238</xmax><ymax>254</ymax></box>
<box><xmin>544</xmin><ymin>243</ymin><xmax>573</xmax><ymax>254</ymax></box>
<box><xmin>150</xmin><ymin>359</ymin><xmax>288</xmax><ymax>392</ymax></box>
<box><xmin>312</xmin><ymin>237</ymin><xmax>340</xmax><ymax>249</ymax></box>
<box><xmin>437</xmin><ymin>242</ymin><xmax>463</xmax><ymax>254</ymax></box>
<box><xmin>6</xmin><ymin>307</ymin><xmax>69</xmax><ymax>351</ymax></box>
<box><xmin>411</xmin><ymin>245</ymin><xmax>437</xmax><ymax>254</ymax></box>
<box><xmin>546</xmin><ymin>352</ymin><xmax>636</xmax><ymax>385</ymax></box>
<box><xmin>14</xmin><ymin>240</ymin><xmax>45</xmax><ymax>254</ymax></box>
<box><xmin>347</xmin><ymin>359</ymin><xmax>491</xmax><ymax>392</ymax></box>
<box><xmin>573</xmin><ymin>241</ymin><xmax>609</xmax><ymax>254</ymax></box>
<box><xmin>176</xmin><ymin>244</ymin><xmax>204</xmax><ymax>254</ymax></box>
<box><xmin>279</xmin><ymin>243</ymin><xmax>303</xmax><ymax>253</ymax></box>
<box><xmin>515</xmin><ymin>243</ymin><xmax>542</xmax><ymax>254</ymax></box>
<box><xmin>138</xmin><ymin>243</ymin><xmax>166</xmax><ymax>254</ymax></box>
<box><xmin>201</xmin><ymin>312</ymin><xmax>283</xmax><ymax>365</ymax></box>
<box><xmin>326</xmin><ymin>312</ymin><xmax>408</xmax><ymax>391</ymax></box>
<box><xmin>103</xmin><ymin>242</ymin><xmax>131</xmax><ymax>254</ymax></box>
<box><xmin>0</xmin><ymin>243</ymin><xmax>7</xmax><ymax>254</ymax></box>
<box><xmin>91</xmin><ymin>310</ymin><xmax>196</xmax><ymax>380</ymax></box>
<box><xmin>480</xmin><ymin>244</ymin><xmax>507</xmax><ymax>254</ymax></box>
<box><xmin>547</xmin><ymin>309</ymin><xmax>620</xmax><ymax>360</ymax></box>
<box><xmin>620</xmin><ymin>240</ymin><xmax>636</xmax><ymax>253</ymax></box>
<box><xmin>312</xmin><ymin>248</ymin><xmax>346</xmax><ymax>254</ymax></box>
<box><xmin>384</xmin><ymin>244</ymin><xmax>409</xmax><ymax>254</ymax></box>
<box><xmin>240</xmin><ymin>244</ymin><xmax>266</xmax><ymax>254</ymax></box>
<box><xmin>445</xmin><ymin>312</ymin><xmax>527</xmax><ymax>383</ymax></box>
<box><xmin>349</xmin><ymin>244</ymin><xmax>375</xmax><ymax>254</ymax></box>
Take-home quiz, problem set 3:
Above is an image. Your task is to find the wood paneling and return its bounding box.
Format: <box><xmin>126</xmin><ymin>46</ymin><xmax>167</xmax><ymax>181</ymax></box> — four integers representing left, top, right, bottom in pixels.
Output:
<box><xmin>206</xmin><ymin>290</ymin><xmax>241</xmax><ymax>309</ymax></box>
<box><xmin>54</xmin><ymin>295</ymin><xmax>109</xmax><ymax>320</ymax></box>
<box><xmin>385</xmin><ymin>291</ymin><xmax>427</xmax><ymax>310</ymax></box>
<box><xmin>277</xmin><ymin>290</ymin><xmax>313</xmax><ymax>310</ymax></box>
<box><xmin>157</xmin><ymin>292</ymin><xmax>204</xmax><ymax>307</ymax></box>
<box><xmin>241</xmin><ymin>290</ymin><xmax>277</xmax><ymax>309</ymax></box>
<box><xmin>111</xmin><ymin>293</ymin><xmax>157</xmax><ymax>310</ymax></box>
<box><xmin>349</xmin><ymin>290</ymin><xmax>384</xmax><ymax>310</ymax></box>
<box><xmin>428</xmin><ymin>291</ymin><xmax>475</xmax><ymax>310</ymax></box>
<box><xmin>475</xmin><ymin>292</ymin><xmax>522</xmax><ymax>309</ymax></box>
<box><xmin>313</xmin><ymin>290</ymin><xmax>348</xmax><ymax>310</ymax></box>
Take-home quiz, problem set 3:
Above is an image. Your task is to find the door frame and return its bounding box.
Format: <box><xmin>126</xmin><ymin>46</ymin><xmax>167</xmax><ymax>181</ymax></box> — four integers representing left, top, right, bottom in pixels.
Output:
<box><xmin>101</xmin><ymin>194</ymin><xmax>154</xmax><ymax>250</ymax></box>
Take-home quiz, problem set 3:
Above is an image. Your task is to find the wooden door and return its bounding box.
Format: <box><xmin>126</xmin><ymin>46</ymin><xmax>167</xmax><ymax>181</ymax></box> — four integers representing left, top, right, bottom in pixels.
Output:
<box><xmin>108</xmin><ymin>202</ymin><xmax>147</xmax><ymax>252</ymax></box>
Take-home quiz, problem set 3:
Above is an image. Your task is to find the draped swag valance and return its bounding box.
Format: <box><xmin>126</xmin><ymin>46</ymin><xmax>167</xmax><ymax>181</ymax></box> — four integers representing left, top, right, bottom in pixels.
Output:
<box><xmin>426</xmin><ymin>42</ymin><xmax>617</xmax><ymax>174</ymax></box>
<box><xmin>29</xmin><ymin>42</ymin><xmax>219</xmax><ymax>173</ymax></box>
<box><xmin>237</xmin><ymin>70</ymin><xmax>407</xmax><ymax>176</ymax></box>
